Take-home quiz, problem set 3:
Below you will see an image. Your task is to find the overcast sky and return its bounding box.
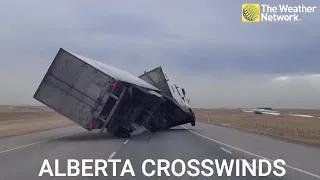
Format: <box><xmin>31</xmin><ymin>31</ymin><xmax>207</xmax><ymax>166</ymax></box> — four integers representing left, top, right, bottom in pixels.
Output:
<box><xmin>0</xmin><ymin>0</ymin><xmax>320</xmax><ymax>108</ymax></box>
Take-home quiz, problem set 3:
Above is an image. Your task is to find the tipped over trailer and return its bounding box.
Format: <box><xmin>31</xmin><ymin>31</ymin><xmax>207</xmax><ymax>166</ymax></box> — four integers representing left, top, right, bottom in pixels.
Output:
<box><xmin>33</xmin><ymin>48</ymin><xmax>195</xmax><ymax>138</ymax></box>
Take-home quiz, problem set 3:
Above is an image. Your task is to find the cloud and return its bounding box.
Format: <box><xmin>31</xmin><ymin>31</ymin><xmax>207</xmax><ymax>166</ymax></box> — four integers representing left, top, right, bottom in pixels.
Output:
<box><xmin>273</xmin><ymin>77</ymin><xmax>292</xmax><ymax>81</ymax></box>
<box><xmin>0</xmin><ymin>0</ymin><xmax>320</xmax><ymax>108</ymax></box>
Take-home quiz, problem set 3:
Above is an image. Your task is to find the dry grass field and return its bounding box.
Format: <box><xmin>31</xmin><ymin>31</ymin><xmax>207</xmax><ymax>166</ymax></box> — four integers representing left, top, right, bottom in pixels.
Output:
<box><xmin>193</xmin><ymin>108</ymin><xmax>320</xmax><ymax>145</ymax></box>
<box><xmin>0</xmin><ymin>106</ymin><xmax>73</xmax><ymax>137</ymax></box>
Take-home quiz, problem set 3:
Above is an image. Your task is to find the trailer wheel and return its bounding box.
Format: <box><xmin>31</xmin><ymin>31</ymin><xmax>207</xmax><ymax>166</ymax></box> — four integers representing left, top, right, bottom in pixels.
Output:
<box><xmin>149</xmin><ymin>125</ymin><xmax>158</xmax><ymax>132</ymax></box>
<box><xmin>114</xmin><ymin>126</ymin><xmax>131</xmax><ymax>138</ymax></box>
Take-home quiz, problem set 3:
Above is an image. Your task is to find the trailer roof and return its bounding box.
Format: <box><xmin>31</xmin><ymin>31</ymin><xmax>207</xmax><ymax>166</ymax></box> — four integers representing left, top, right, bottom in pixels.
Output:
<box><xmin>64</xmin><ymin>49</ymin><xmax>160</xmax><ymax>91</ymax></box>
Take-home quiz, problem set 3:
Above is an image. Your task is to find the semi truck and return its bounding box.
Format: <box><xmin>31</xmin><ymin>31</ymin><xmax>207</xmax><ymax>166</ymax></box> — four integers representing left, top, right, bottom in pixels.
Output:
<box><xmin>33</xmin><ymin>48</ymin><xmax>196</xmax><ymax>138</ymax></box>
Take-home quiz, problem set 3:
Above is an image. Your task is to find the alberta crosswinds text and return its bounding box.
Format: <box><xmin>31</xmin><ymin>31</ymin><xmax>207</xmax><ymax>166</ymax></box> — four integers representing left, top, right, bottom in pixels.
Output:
<box><xmin>261</xmin><ymin>4</ymin><xmax>317</xmax><ymax>21</ymax></box>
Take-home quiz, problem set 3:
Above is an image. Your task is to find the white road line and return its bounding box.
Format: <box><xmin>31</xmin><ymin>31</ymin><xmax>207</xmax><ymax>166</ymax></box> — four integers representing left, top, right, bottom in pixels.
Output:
<box><xmin>109</xmin><ymin>152</ymin><xmax>116</xmax><ymax>159</ymax></box>
<box><xmin>220</xmin><ymin>147</ymin><xmax>232</xmax><ymax>154</ymax></box>
<box><xmin>0</xmin><ymin>132</ymin><xmax>80</xmax><ymax>154</ymax></box>
<box><xmin>181</xmin><ymin>125</ymin><xmax>320</xmax><ymax>179</ymax></box>
<box><xmin>124</xmin><ymin>140</ymin><xmax>129</xmax><ymax>144</ymax></box>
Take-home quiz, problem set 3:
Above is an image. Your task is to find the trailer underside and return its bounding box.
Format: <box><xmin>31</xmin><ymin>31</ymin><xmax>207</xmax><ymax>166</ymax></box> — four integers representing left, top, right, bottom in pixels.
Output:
<box><xmin>88</xmin><ymin>81</ymin><xmax>195</xmax><ymax>138</ymax></box>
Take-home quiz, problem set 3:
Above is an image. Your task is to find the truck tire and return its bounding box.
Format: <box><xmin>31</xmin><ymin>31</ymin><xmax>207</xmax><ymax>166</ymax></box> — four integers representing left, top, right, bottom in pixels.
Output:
<box><xmin>149</xmin><ymin>125</ymin><xmax>158</xmax><ymax>132</ymax></box>
<box><xmin>114</xmin><ymin>126</ymin><xmax>131</xmax><ymax>138</ymax></box>
<box><xmin>191</xmin><ymin>112</ymin><xmax>196</xmax><ymax>126</ymax></box>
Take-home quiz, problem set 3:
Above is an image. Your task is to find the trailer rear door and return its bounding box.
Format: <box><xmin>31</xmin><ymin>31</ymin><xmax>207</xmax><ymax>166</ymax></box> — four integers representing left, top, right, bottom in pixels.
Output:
<box><xmin>34</xmin><ymin>49</ymin><xmax>114</xmax><ymax>128</ymax></box>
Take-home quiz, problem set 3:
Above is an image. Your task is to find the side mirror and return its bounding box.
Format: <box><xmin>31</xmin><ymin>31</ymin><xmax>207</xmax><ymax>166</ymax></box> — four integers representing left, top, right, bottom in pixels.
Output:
<box><xmin>181</xmin><ymin>88</ymin><xmax>186</xmax><ymax>96</ymax></box>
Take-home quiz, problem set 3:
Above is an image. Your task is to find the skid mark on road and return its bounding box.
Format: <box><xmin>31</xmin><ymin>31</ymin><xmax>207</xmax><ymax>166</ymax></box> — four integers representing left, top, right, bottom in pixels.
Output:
<box><xmin>0</xmin><ymin>132</ymin><xmax>80</xmax><ymax>154</ymax></box>
<box><xmin>181</xmin><ymin>125</ymin><xmax>320</xmax><ymax>179</ymax></box>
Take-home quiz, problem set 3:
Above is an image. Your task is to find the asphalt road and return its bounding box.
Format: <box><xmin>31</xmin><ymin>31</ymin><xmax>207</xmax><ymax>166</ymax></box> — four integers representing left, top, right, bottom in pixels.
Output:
<box><xmin>0</xmin><ymin>122</ymin><xmax>319</xmax><ymax>180</ymax></box>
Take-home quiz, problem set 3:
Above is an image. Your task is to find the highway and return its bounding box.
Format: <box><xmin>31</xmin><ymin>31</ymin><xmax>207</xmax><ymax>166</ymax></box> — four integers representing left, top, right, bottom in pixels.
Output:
<box><xmin>0</xmin><ymin>122</ymin><xmax>320</xmax><ymax>180</ymax></box>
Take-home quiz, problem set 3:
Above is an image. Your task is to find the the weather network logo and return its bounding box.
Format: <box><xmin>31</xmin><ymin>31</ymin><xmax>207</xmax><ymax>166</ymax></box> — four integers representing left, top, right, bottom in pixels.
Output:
<box><xmin>242</xmin><ymin>4</ymin><xmax>260</xmax><ymax>22</ymax></box>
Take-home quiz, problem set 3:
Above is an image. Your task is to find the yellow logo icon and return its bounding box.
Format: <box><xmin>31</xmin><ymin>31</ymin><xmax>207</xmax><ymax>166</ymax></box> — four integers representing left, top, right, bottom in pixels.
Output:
<box><xmin>242</xmin><ymin>4</ymin><xmax>260</xmax><ymax>22</ymax></box>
